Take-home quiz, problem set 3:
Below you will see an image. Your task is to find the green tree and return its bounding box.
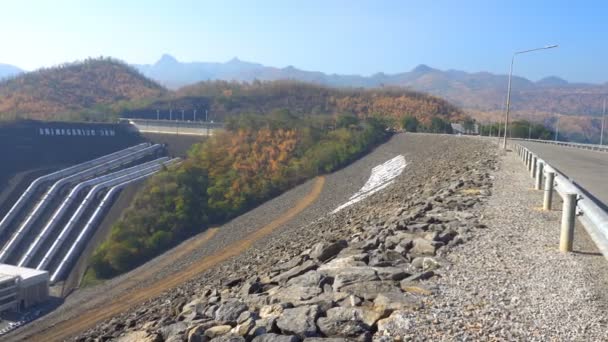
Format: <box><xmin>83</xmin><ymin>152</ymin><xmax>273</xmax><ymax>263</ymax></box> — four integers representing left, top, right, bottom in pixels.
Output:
<box><xmin>463</xmin><ymin>117</ymin><xmax>475</xmax><ymax>133</ymax></box>
<box><xmin>428</xmin><ymin>117</ymin><xmax>452</xmax><ymax>133</ymax></box>
<box><xmin>336</xmin><ymin>114</ymin><xmax>360</xmax><ymax>128</ymax></box>
<box><xmin>401</xmin><ymin>116</ymin><xmax>419</xmax><ymax>132</ymax></box>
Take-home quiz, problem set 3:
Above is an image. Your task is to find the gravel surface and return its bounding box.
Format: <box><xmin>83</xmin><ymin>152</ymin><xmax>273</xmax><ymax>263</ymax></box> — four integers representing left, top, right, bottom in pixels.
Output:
<box><xmin>17</xmin><ymin>135</ymin><xmax>608</xmax><ymax>341</ymax></box>
<box><xmin>398</xmin><ymin>147</ymin><xmax>608</xmax><ymax>341</ymax></box>
<box><xmin>12</xmin><ymin>133</ymin><xmax>440</xmax><ymax>341</ymax></box>
<box><xmin>64</xmin><ymin>133</ymin><xmax>494</xmax><ymax>341</ymax></box>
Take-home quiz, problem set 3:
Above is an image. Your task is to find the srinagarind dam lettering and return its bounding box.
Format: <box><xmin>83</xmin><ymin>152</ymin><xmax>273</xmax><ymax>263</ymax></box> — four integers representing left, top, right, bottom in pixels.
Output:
<box><xmin>38</xmin><ymin>127</ymin><xmax>116</xmax><ymax>137</ymax></box>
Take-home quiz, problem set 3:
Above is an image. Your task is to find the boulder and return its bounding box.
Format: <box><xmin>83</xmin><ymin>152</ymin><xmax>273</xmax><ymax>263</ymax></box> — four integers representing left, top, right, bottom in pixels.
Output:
<box><xmin>215</xmin><ymin>300</ymin><xmax>248</xmax><ymax>325</ymax></box>
<box><xmin>372</xmin><ymin>266</ymin><xmax>410</xmax><ymax>281</ymax></box>
<box><xmin>187</xmin><ymin>321</ymin><xmax>221</xmax><ymax>342</ymax></box>
<box><xmin>272</xmin><ymin>256</ymin><xmax>305</xmax><ymax>272</ymax></box>
<box><xmin>324</xmin><ymin>306</ymin><xmax>383</xmax><ymax>327</ymax></box>
<box><xmin>373</xmin><ymin>292</ymin><xmax>422</xmax><ymax>312</ymax></box>
<box><xmin>376</xmin><ymin>311</ymin><xmax>413</xmax><ymax>338</ymax></box>
<box><xmin>400</xmin><ymin>271</ymin><xmax>435</xmax><ymax>284</ymax></box>
<box><xmin>237</xmin><ymin>310</ymin><xmax>258</xmax><ymax>324</ymax></box>
<box><xmin>276</xmin><ymin>305</ymin><xmax>320</xmax><ymax>337</ymax></box>
<box><xmin>310</xmin><ymin>240</ymin><xmax>347</xmax><ymax>262</ymax></box>
<box><xmin>241</xmin><ymin>279</ymin><xmax>264</xmax><ymax>296</ymax></box>
<box><xmin>410</xmin><ymin>257</ymin><xmax>440</xmax><ymax>271</ymax></box>
<box><xmin>271</xmin><ymin>260</ymin><xmax>318</xmax><ymax>284</ymax></box>
<box><xmin>316</xmin><ymin>314</ymin><xmax>370</xmax><ymax>339</ymax></box>
<box><xmin>204</xmin><ymin>325</ymin><xmax>232</xmax><ymax>339</ymax></box>
<box><xmin>259</xmin><ymin>304</ymin><xmax>289</xmax><ymax>319</ymax></box>
<box><xmin>268</xmin><ymin>285</ymin><xmax>323</xmax><ymax>304</ymax></box>
<box><xmin>159</xmin><ymin>322</ymin><xmax>187</xmax><ymax>341</ymax></box>
<box><xmin>252</xmin><ymin>333</ymin><xmax>301</xmax><ymax>342</ymax></box>
<box><xmin>337</xmin><ymin>281</ymin><xmax>400</xmax><ymax>301</ymax></box>
<box><xmin>318</xmin><ymin>257</ymin><xmax>367</xmax><ymax>274</ymax></box>
<box><xmin>409</xmin><ymin>238</ymin><xmax>442</xmax><ymax>257</ymax></box>
<box><xmin>180</xmin><ymin>298</ymin><xmax>205</xmax><ymax>321</ymax></box>
<box><xmin>116</xmin><ymin>331</ymin><xmax>159</xmax><ymax>342</ymax></box>
<box><xmin>287</xmin><ymin>271</ymin><xmax>325</xmax><ymax>288</ymax></box>
<box><xmin>331</xmin><ymin>267</ymin><xmax>379</xmax><ymax>291</ymax></box>
<box><xmin>384</xmin><ymin>233</ymin><xmax>416</xmax><ymax>249</ymax></box>
<box><xmin>210</xmin><ymin>335</ymin><xmax>246</xmax><ymax>342</ymax></box>
<box><xmin>400</xmin><ymin>283</ymin><xmax>435</xmax><ymax>296</ymax></box>
<box><xmin>232</xmin><ymin>317</ymin><xmax>256</xmax><ymax>336</ymax></box>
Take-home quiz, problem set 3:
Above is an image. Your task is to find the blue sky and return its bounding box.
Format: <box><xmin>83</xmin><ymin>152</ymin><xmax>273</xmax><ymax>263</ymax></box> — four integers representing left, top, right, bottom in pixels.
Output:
<box><xmin>2</xmin><ymin>0</ymin><xmax>607</xmax><ymax>83</ymax></box>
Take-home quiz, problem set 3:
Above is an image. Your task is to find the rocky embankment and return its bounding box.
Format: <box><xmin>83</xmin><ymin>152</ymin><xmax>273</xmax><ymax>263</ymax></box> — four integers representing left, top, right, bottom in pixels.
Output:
<box><xmin>76</xmin><ymin>135</ymin><xmax>495</xmax><ymax>341</ymax></box>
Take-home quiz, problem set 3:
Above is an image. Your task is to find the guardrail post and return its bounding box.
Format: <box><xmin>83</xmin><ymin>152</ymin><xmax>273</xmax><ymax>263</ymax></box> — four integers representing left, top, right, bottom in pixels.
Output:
<box><xmin>560</xmin><ymin>193</ymin><xmax>577</xmax><ymax>252</ymax></box>
<box><xmin>535</xmin><ymin>162</ymin><xmax>544</xmax><ymax>190</ymax></box>
<box><xmin>543</xmin><ymin>172</ymin><xmax>555</xmax><ymax>210</ymax></box>
<box><xmin>530</xmin><ymin>156</ymin><xmax>537</xmax><ymax>178</ymax></box>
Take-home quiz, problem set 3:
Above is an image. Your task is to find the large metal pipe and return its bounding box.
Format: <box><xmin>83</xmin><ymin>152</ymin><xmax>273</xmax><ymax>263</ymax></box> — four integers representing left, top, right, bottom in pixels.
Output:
<box><xmin>0</xmin><ymin>143</ymin><xmax>150</xmax><ymax>237</ymax></box>
<box><xmin>49</xmin><ymin>159</ymin><xmax>181</xmax><ymax>283</ymax></box>
<box><xmin>19</xmin><ymin>157</ymin><xmax>171</xmax><ymax>268</ymax></box>
<box><xmin>0</xmin><ymin>144</ymin><xmax>162</xmax><ymax>262</ymax></box>
<box><xmin>35</xmin><ymin>158</ymin><xmax>177</xmax><ymax>270</ymax></box>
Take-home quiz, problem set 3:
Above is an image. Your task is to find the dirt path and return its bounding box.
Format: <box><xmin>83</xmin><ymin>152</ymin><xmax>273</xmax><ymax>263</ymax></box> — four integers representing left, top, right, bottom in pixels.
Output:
<box><xmin>35</xmin><ymin>176</ymin><xmax>325</xmax><ymax>342</ymax></box>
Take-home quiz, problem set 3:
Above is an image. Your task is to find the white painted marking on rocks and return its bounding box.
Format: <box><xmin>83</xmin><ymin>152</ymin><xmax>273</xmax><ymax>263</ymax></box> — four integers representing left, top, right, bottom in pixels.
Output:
<box><xmin>332</xmin><ymin>155</ymin><xmax>406</xmax><ymax>213</ymax></box>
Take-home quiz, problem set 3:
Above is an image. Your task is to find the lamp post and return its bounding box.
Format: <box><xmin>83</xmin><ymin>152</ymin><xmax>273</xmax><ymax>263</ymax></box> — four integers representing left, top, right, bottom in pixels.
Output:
<box><xmin>601</xmin><ymin>98</ymin><xmax>606</xmax><ymax>145</ymax></box>
<box><xmin>555</xmin><ymin>115</ymin><xmax>560</xmax><ymax>142</ymax></box>
<box><xmin>503</xmin><ymin>45</ymin><xmax>558</xmax><ymax>149</ymax></box>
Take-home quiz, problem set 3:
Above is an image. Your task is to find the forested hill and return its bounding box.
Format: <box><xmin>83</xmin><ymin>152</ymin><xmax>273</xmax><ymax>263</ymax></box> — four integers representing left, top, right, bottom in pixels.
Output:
<box><xmin>122</xmin><ymin>80</ymin><xmax>465</xmax><ymax>125</ymax></box>
<box><xmin>0</xmin><ymin>58</ymin><xmax>166</xmax><ymax>122</ymax></box>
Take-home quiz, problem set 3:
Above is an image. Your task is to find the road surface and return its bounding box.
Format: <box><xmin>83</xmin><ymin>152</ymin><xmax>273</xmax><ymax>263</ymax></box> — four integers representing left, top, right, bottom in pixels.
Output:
<box><xmin>126</xmin><ymin>119</ymin><xmax>223</xmax><ymax>136</ymax></box>
<box><xmin>520</xmin><ymin>141</ymin><xmax>608</xmax><ymax>206</ymax></box>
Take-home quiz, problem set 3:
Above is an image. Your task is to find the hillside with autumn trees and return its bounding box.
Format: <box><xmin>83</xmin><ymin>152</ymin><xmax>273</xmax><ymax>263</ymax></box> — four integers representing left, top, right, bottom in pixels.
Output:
<box><xmin>121</xmin><ymin>80</ymin><xmax>465</xmax><ymax>126</ymax></box>
<box><xmin>87</xmin><ymin>111</ymin><xmax>391</xmax><ymax>279</ymax></box>
<box><xmin>0</xmin><ymin>58</ymin><xmax>166</xmax><ymax>121</ymax></box>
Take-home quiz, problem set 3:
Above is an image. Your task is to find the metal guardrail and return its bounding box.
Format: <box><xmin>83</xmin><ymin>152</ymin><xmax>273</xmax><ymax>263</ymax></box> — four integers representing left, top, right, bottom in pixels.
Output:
<box><xmin>511</xmin><ymin>138</ymin><xmax>608</xmax><ymax>152</ymax></box>
<box><xmin>513</xmin><ymin>143</ymin><xmax>608</xmax><ymax>258</ymax></box>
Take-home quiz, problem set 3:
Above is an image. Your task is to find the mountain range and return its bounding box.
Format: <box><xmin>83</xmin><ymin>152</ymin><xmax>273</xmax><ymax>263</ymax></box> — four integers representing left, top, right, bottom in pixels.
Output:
<box><xmin>0</xmin><ymin>63</ymin><xmax>22</xmax><ymax>80</ymax></box>
<box><xmin>133</xmin><ymin>54</ymin><xmax>608</xmax><ymax>118</ymax></box>
<box><xmin>0</xmin><ymin>58</ymin><xmax>164</xmax><ymax>121</ymax></box>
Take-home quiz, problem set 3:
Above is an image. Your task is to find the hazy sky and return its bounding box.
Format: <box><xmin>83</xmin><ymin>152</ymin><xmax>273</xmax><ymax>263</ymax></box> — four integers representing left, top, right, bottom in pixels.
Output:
<box><xmin>2</xmin><ymin>0</ymin><xmax>607</xmax><ymax>83</ymax></box>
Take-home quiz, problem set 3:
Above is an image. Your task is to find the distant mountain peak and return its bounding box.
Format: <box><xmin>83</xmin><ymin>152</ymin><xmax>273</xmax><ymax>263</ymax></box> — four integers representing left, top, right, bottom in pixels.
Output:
<box><xmin>411</xmin><ymin>64</ymin><xmax>435</xmax><ymax>73</ymax></box>
<box><xmin>0</xmin><ymin>63</ymin><xmax>23</xmax><ymax>79</ymax></box>
<box><xmin>536</xmin><ymin>76</ymin><xmax>568</xmax><ymax>86</ymax></box>
<box><xmin>156</xmin><ymin>54</ymin><xmax>179</xmax><ymax>66</ymax></box>
<box><xmin>227</xmin><ymin>57</ymin><xmax>242</xmax><ymax>64</ymax></box>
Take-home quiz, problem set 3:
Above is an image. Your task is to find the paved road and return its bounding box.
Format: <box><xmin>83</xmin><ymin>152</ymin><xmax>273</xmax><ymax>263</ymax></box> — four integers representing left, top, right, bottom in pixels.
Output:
<box><xmin>520</xmin><ymin>141</ymin><xmax>608</xmax><ymax>205</ymax></box>
<box><xmin>125</xmin><ymin>119</ymin><xmax>224</xmax><ymax>136</ymax></box>
<box><xmin>133</xmin><ymin>123</ymin><xmax>222</xmax><ymax>136</ymax></box>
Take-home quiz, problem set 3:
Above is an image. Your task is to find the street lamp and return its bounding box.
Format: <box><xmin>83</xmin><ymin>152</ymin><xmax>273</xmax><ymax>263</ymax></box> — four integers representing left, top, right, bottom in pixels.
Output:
<box><xmin>503</xmin><ymin>44</ymin><xmax>558</xmax><ymax>149</ymax></box>
<box><xmin>601</xmin><ymin>98</ymin><xmax>606</xmax><ymax>145</ymax></box>
<box><xmin>555</xmin><ymin>115</ymin><xmax>560</xmax><ymax>141</ymax></box>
